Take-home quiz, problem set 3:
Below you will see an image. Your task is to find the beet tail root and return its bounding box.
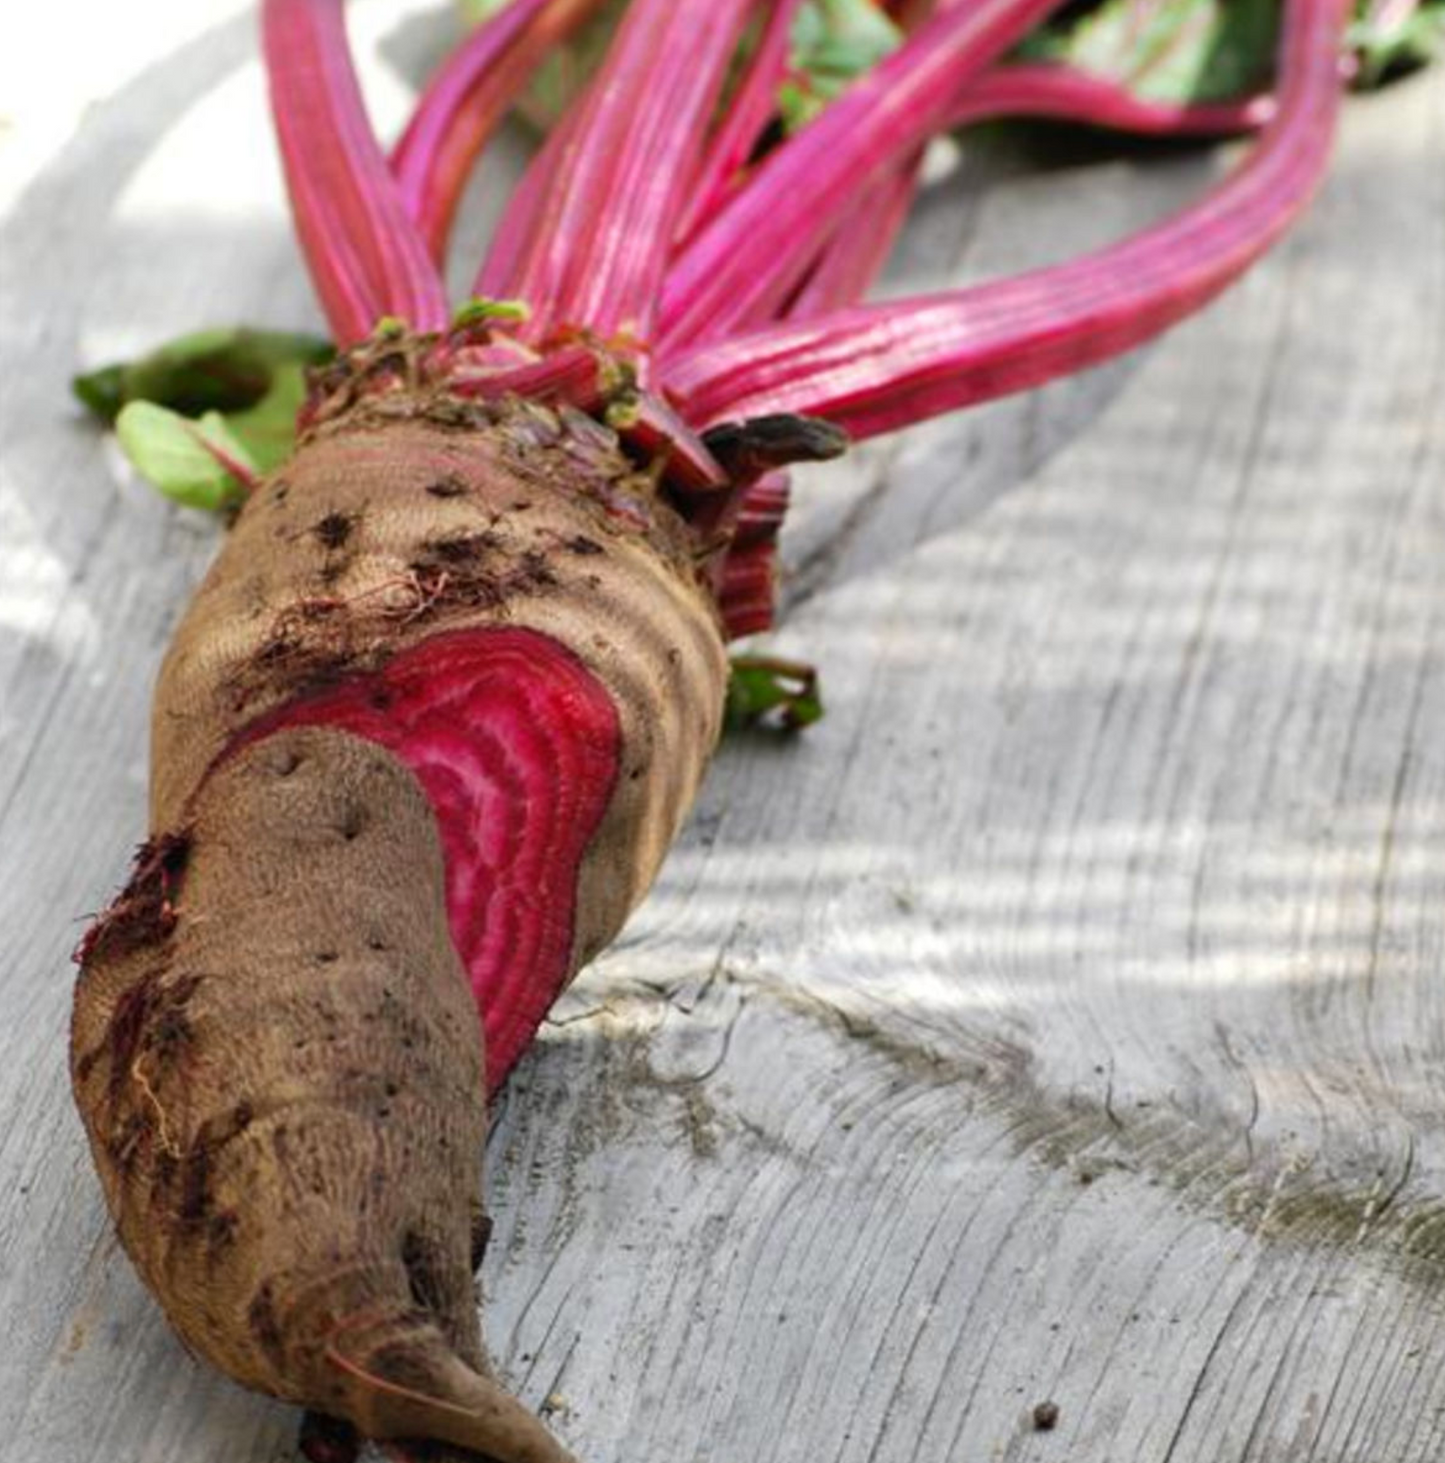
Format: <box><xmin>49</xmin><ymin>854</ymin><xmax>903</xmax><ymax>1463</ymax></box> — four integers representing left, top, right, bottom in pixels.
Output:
<box><xmin>327</xmin><ymin>1312</ymin><xmax>576</xmax><ymax>1462</ymax></box>
<box><xmin>72</xmin><ymin>727</ymin><xmax>566</xmax><ymax>1453</ymax></box>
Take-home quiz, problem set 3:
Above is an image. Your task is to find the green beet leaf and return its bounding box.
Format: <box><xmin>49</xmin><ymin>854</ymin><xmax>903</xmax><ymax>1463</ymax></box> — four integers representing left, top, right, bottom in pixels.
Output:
<box><xmin>456</xmin><ymin>0</ymin><xmax>1439</xmax><ymax>141</ymax></box>
<box><xmin>73</xmin><ymin>326</ymin><xmax>332</xmax><ymax>424</ymax></box>
<box><xmin>222</xmin><ymin>363</ymin><xmax>311</xmax><ymax>475</ymax></box>
<box><xmin>1016</xmin><ymin>0</ymin><xmax>1281</xmax><ymax>105</ymax></box>
<box><xmin>725</xmin><ymin>655</ymin><xmax>825</xmax><ymax>734</ymax></box>
<box><xmin>115</xmin><ymin>402</ymin><xmax>257</xmax><ymax>513</ymax></box>
<box><xmin>1350</xmin><ymin>0</ymin><xmax>1445</xmax><ymax>87</ymax></box>
<box><xmin>1017</xmin><ymin>0</ymin><xmax>1443</xmax><ymax>107</ymax></box>
<box><xmin>75</xmin><ymin>325</ymin><xmax>333</xmax><ymax>512</ymax></box>
<box><xmin>780</xmin><ymin>0</ymin><xmax>903</xmax><ymax>132</ymax></box>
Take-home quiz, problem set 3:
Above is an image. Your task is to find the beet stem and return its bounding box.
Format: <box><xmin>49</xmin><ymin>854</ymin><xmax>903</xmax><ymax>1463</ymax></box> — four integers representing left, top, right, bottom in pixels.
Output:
<box><xmin>483</xmin><ymin>0</ymin><xmax>758</xmax><ymax>349</ymax></box>
<box><xmin>656</xmin><ymin>0</ymin><xmax>1068</xmax><ymax>355</ymax></box>
<box><xmin>263</xmin><ymin>0</ymin><xmax>449</xmax><ymax>344</ymax></box>
<box><xmin>391</xmin><ymin>0</ymin><xmax>607</xmax><ymax>264</ymax></box>
<box><xmin>474</xmin><ymin>101</ymin><xmax>579</xmax><ymax>304</ymax></box>
<box><xmin>676</xmin><ymin>0</ymin><xmax>810</xmax><ymax>244</ymax></box>
<box><xmin>785</xmin><ymin>64</ymin><xmax>1274</xmax><ymax>325</ymax></box>
<box><xmin>663</xmin><ymin>0</ymin><xmax>1349</xmax><ymax>441</ymax></box>
<box><xmin>950</xmin><ymin>63</ymin><xmax>1278</xmax><ymax>137</ymax></box>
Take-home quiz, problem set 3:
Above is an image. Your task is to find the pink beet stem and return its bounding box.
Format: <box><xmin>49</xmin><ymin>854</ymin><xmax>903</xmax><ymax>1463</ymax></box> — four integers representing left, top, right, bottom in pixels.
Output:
<box><xmin>391</xmin><ymin>0</ymin><xmax>607</xmax><ymax>264</ymax></box>
<box><xmin>448</xmin><ymin>342</ymin><xmax>611</xmax><ymax>410</ymax></box>
<box><xmin>472</xmin><ymin>102</ymin><xmax>579</xmax><ymax>302</ymax></box>
<box><xmin>676</xmin><ymin>0</ymin><xmax>809</xmax><ymax>244</ymax></box>
<box><xmin>664</xmin><ymin>0</ymin><xmax>1347</xmax><ymax>442</ymax></box>
<box><xmin>263</xmin><ymin>0</ymin><xmax>449</xmax><ymax>344</ymax></box>
<box><xmin>950</xmin><ymin>62</ymin><xmax>1278</xmax><ymax>135</ymax></box>
<box><xmin>656</xmin><ymin>0</ymin><xmax>1067</xmax><ymax>356</ymax></box>
<box><xmin>482</xmin><ymin>0</ymin><xmax>758</xmax><ymax>348</ymax></box>
<box><xmin>783</xmin><ymin>0</ymin><xmax>962</xmax><ymax>324</ymax></box>
<box><xmin>786</xmin><ymin>65</ymin><xmax>1274</xmax><ymax>324</ymax></box>
<box><xmin>784</xmin><ymin>165</ymin><xmax>921</xmax><ymax>323</ymax></box>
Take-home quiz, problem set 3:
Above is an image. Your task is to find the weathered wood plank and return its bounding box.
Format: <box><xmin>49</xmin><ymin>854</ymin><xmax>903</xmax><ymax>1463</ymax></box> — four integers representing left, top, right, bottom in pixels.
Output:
<box><xmin>2</xmin><ymin>6</ymin><xmax>1442</xmax><ymax>1462</ymax></box>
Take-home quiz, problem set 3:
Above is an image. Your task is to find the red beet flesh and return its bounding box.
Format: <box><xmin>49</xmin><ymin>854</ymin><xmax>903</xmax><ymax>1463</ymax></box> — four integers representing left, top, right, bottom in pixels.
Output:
<box><xmin>248</xmin><ymin>628</ymin><xmax>620</xmax><ymax>1090</ymax></box>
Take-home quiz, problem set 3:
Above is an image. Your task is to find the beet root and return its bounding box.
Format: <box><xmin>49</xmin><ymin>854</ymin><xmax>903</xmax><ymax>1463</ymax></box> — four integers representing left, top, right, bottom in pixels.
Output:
<box><xmin>71</xmin><ymin>726</ymin><xmax>574</xmax><ymax>1462</ymax></box>
<box><xmin>72</xmin><ymin>382</ymin><xmax>730</xmax><ymax>1455</ymax></box>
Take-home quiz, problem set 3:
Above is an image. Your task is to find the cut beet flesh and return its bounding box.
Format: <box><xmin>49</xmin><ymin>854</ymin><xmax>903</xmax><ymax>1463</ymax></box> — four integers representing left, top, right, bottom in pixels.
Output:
<box><xmin>243</xmin><ymin>629</ymin><xmax>620</xmax><ymax>1091</ymax></box>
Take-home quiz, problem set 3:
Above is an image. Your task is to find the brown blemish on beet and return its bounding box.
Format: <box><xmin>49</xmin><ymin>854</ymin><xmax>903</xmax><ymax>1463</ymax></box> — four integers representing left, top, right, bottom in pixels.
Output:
<box><xmin>567</xmin><ymin>535</ymin><xmax>604</xmax><ymax>556</ymax></box>
<box><xmin>248</xmin><ymin>1282</ymin><xmax>285</xmax><ymax>1369</ymax></box>
<box><xmin>80</xmin><ymin>970</ymin><xmax>204</xmax><ymax>1119</ymax></box>
<box><xmin>424</xmin><ymin>476</ymin><xmax>467</xmax><ymax>499</ymax></box>
<box><xmin>390</xmin><ymin>535</ymin><xmax>565</xmax><ymax>625</ymax></box>
<box><xmin>313</xmin><ymin>513</ymin><xmax>355</xmax><ymax>550</ymax></box>
<box><xmin>261</xmin><ymin>600</ymin><xmax>345</xmax><ymax>667</ymax></box>
<box><xmin>147</xmin><ymin>1009</ymin><xmax>192</xmax><ymax>1066</ymax></box>
<box><xmin>177</xmin><ymin>1146</ymin><xmax>212</xmax><ymax>1228</ymax></box>
<box><xmin>225</xmin><ymin>600</ymin><xmax>359</xmax><ymax>715</ymax></box>
<box><xmin>207</xmin><ymin>1209</ymin><xmax>240</xmax><ymax>1258</ymax></box>
<box><xmin>400</xmin><ymin>1230</ymin><xmax>444</xmax><ymax>1314</ymax></box>
<box><xmin>103</xmin><ymin>1113</ymin><xmax>149</xmax><ymax>1174</ymax></box>
<box><xmin>422</xmin><ymin>532</ymin><xmax>502</xmax><ymax>565</ymax></box>
<box><xmin>520</xmin><ymin>549</ymin><xmax>558</xmax><ymax>587</ymax></box>
<box><xmin>169</xmin><ymin>1099</ymin><xmax>256</xmax><ymax>1231</ymax></box>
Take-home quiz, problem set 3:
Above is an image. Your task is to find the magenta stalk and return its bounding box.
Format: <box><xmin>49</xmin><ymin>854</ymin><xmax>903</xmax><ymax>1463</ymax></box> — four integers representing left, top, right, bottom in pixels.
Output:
<box><xmin>661</xmin><ymin>0</ymin><xmax>1348</xmax><ymax>442</ymax></box>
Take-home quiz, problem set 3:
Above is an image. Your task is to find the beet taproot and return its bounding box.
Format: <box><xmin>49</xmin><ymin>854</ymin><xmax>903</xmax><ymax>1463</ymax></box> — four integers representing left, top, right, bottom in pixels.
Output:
<box><xmin>74</xmin><ymin>388</ymin><xmax>728</xmax><ymax>1460</ymax></box>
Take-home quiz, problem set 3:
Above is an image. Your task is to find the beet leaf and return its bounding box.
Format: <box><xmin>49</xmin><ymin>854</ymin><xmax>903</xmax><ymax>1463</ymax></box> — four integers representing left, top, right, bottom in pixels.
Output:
<box><xmin>725</xmin><ymin>656</ymin><xmax>826</xmax><ymax>732</ymax></box>
<box><xmin>72</xmin><ymin>327</ymin><xmax>331</xmax><ymax>424</ymax></box>
<box><xmin>114</xmin><ymin>404</ymin><xmax>258</xmax><ymax>512</ymax></box>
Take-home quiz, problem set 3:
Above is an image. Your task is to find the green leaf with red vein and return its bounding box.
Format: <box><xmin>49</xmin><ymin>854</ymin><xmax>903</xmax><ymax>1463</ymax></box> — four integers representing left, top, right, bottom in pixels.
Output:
<box><xmin>114</xmin><ymin>404</ymin><xmax>257</xmax><ymax>512</ymax></box>
<box><xmin>86</xmin><ymin>327</ymin><xmax>329</xmax><ymax>510</ymax></box>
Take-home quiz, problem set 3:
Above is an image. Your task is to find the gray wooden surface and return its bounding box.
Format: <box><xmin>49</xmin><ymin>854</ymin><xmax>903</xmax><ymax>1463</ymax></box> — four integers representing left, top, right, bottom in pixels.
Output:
<box><xmin>3</xmin><ymin>5</ymin><xmax>1443</xmax><ymax>1461</ymax></box>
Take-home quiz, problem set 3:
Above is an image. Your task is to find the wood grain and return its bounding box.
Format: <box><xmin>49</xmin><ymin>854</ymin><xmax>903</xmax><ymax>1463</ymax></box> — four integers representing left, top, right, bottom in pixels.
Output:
<box><xmin>2</xmin><ymin>6</ymin><xmax>1442</xmax><ymax>1462</ymax></box>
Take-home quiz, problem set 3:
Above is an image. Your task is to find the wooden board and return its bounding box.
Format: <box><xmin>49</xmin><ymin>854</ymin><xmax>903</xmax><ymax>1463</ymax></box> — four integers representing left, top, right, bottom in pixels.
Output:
<box><xmin>2</xmin><ymin>5</ymin><xmax>1442</xmax><ymax>1461</ymax></box>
